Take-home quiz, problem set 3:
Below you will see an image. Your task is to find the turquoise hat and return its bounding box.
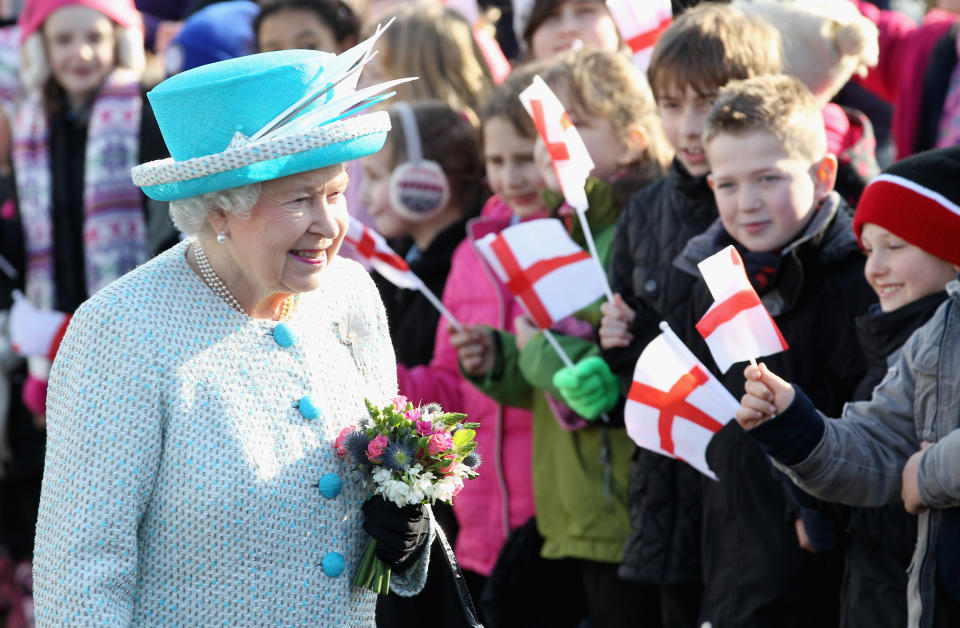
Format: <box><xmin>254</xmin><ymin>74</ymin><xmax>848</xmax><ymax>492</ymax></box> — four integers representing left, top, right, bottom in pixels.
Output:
<box><xmin>132</xmin><ymin>25</ymin><xmax>410</xmax><ymax>201</ymax></box>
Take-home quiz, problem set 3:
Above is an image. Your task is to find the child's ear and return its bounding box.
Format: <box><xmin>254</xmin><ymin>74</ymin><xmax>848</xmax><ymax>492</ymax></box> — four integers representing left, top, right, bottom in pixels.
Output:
<box><xmin>706</xmin><ymin>173</ymin><xmax>715</xmax><ymax>191</ymax></box>
<box><xmin>618</xmin><ymin>123</ymin><xmax>649</xmax><ymax>165</ymax></box>
<box><xmin>812</xmin><ymin>154</ymin><xmax>839</xmax><ymax>200</ymax></box>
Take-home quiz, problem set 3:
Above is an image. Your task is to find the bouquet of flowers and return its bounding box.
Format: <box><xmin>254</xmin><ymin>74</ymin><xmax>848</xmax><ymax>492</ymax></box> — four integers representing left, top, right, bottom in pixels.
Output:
<box><xmin>336</xmin><ymin>396</ymin><xmax>481</xmax><ymax>594</ymax></box>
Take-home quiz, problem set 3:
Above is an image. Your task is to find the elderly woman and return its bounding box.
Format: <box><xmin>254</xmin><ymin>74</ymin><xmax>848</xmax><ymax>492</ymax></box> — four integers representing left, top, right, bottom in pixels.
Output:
<box><xmin>30</xmin><ymin>35</ymin><xmax>434</xmax><ymax>626</ymax></box>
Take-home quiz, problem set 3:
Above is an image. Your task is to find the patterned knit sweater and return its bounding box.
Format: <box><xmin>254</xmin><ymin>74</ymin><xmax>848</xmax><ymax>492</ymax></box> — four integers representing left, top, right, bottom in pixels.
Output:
<box><xmin>33</xmin><ymin>240</ymin><xmax>429</xmax><ymax>626</ymax></box>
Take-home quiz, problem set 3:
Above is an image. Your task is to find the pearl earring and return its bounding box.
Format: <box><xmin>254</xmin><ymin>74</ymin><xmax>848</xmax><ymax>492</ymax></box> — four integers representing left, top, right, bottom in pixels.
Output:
<box><xmin>216</xmin><ymin>230</ymin><xmax>227</xmax><ymax>244</ymax></box>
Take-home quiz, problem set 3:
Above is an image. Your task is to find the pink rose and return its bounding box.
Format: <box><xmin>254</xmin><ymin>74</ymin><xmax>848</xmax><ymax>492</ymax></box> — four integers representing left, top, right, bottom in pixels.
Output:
<box><xmin>390</xmin><ymin>396</ymin><xmax>409</xmax><ymax>411</ymax></box>
<box><xmin>367</xmin><ymin>434</ymin><xmax>388</xmax><ymax>461</ymax></box>
<box><xmin>426</xmin><ymin>432</ymin><xmax>453</xmax><ymax>456</ymax></box>
<box><xmin>334</xmin><ymin>427</ymin><xmax>352</xmax><ymax>458</ymax></box>
<box><xmin>405</xmin><ymin>408</ymin><xmax>422</xmax><ymax>421</ymax></box>
<box><xmin>438</xmin><ymin>456</ymin><xmax>455</xmax><ymax>475</ymax></box>
<box><xmin>415</xmin><ymin>420</ymin><xmax>434</xmax><ymax>436</ymax></box>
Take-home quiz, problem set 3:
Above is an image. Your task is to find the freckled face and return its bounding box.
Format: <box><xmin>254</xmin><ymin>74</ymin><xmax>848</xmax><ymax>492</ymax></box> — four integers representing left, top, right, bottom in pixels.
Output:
<box><xmin>222</xmin><ymin>165</ymin><xmax>350</xmax><ymax>298</ymax></box>
<box><xmin>707</xmin><ymin>130</ymin><xmax>830</xmax><ymax>253</ymax></box>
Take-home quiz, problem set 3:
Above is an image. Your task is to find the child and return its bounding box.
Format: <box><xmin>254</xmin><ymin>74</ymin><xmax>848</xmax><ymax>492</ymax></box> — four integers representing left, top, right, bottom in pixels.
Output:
<box><xmin>359</xmin><ymin>100</ymin><xmax>484</xmax><ymax>380</ymax></box>
<box><xmin>452</xmin><ymin>49</ymin><xmax>671</xmax><ymax>627</ymax></box>
<box><xmin>671</xmin><ymin>74</ymin><xmax>876</xmax><ymax>627</ymax></box>
<box><xmin>358</xmin><ymin>5</ymin><xmax>494</xmax><ymax>122</ymax></box>
<box><xmin>393</xmin><ymin>64</ymin><xmax>546</xmax><ymax>624</ymax></box>
<box><xmin>737</xmin><ymin>146</ymin><xmax>960</xmax><ymax>627</ymax></box>
<box><xmin>358</xmin><ymin>98</ymin><xmax>485</xmax><ymax>628</ymax></box>
<box><xmin>255</xmin><ymin>0</ymin><xmax>359</xmax><ymax>54</ymax></box>
<box><xmin>576</xmin><ymin>6</ymin><xmax>782</xmax><ymax>627</ymax></box>
<box><xmin>519</xmin><ymin>0</ymin><xmax>621</xmax><ymax>61</ymax></box>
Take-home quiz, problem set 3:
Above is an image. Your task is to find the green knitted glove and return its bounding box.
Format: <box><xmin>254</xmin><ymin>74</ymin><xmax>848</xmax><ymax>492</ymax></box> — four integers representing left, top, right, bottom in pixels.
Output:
<box><xmin>552</xmin><ymin>356</ymin><xmax>620</xmax><ymax>420</ymax></box>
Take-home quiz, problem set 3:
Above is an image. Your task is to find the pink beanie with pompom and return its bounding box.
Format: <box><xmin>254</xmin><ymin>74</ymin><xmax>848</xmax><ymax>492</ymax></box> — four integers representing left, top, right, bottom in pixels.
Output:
<box><xmin>18</xmin><ymin>0</ymin><xmax>141</xmax><ymax>44</ymax></box>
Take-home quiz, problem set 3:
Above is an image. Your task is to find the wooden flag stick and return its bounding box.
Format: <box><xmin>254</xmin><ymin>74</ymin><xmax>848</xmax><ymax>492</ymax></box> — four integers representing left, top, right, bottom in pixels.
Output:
<box><xmin>573</xmin><ymin>206</ymin><xmax>615</xmax><ymax>303</ymax></box>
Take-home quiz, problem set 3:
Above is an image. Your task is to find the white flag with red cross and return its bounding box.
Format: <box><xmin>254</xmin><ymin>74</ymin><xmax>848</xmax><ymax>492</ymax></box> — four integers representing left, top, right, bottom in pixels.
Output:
<box><xmin>606</xmin><ymin>0</ymin><xmax>673</xmax><ymax>71</ymax></box>
<box><xmin>626</xmin><ymin>322</ymin><xmax>739</xmax><ymax>480</ymax></box>
<box><xmin>695</xmin><ymin>245</ymin><xmax>788</xmax><ymax>373</ymax></box>
<box><xmin>475</xmin><ymin>218</ymin><xmax>606</xmax><ymax>329</ymax></box>
<box><xmin>519</xmin><ymin>76</ymin><xmax>595</xmax><ymax>212</ymax></box>
<box><xmin>343</xmin><ymin>217</ymin><xmax>420</xmax><ymax>290</ymax></box>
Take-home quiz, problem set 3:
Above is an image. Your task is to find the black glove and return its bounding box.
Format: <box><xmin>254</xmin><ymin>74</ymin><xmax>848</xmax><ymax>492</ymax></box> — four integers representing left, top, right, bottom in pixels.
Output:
<box><xmin>361</xmin><ymin>495</ymin><xmax>430</xmax><ymax>571</ymax></box>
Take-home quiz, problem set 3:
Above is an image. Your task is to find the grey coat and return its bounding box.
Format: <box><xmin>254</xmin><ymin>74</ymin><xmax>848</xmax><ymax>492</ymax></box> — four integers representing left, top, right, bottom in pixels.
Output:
<box><xmin>765</xmin><ymin>278</ymin><xmax>960</xmax><ymax>628</ymax></box>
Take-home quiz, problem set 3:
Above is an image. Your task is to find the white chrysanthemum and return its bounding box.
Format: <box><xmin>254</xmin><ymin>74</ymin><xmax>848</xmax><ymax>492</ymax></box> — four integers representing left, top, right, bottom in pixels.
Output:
<box><xmin>380</xmin><ymin>479</ymin><xmax>415</xmax><ymax>506</ymax></box>
<box><xmin>372</xmin><ymin>466</ymin><xmax>393</xmax><ymax>485</ymax></box>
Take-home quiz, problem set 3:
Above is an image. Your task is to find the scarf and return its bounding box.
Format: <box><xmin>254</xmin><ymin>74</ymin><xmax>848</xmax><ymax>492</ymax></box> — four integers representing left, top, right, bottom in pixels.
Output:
<box><xmin>13</xmin><ymin>69</ymin><xmax>145</xmax><ymax>309</ymax></box>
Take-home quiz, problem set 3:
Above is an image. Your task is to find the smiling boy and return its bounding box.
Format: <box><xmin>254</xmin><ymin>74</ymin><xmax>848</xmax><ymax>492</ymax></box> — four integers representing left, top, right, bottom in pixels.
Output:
<box><xmin>672</xmin><ymin>74</ymin><xmax>877</xmax><ymax>627</ymax></box>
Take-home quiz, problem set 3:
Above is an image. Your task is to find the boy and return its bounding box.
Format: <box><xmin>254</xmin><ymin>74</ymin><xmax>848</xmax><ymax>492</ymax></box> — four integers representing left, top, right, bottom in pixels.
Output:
<box><xmin>671</xmin><ymin>74</ymin><xmax>876</xmax><ymax>627</ymax></box>
<box><xmin>738</xmin><ymin>146</ymin><xmax>960</xmax><ymax>627</ymax></box>
<box><xmin>562</xmin><ymin>6</ymin><xmax>782</xmax><ymax>627</ymax></box>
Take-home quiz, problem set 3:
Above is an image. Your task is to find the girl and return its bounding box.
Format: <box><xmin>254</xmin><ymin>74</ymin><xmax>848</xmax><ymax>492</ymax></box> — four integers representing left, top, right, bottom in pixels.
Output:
<box><xmin>357</xmin><ymin>4</ymin><xmax>494</xmax><ymax>122</ymax></box>
<box><xmin>521</xmin><ymin>0</ymin><xmax>621</xmax><ymax>61</ymax></box>
<box><xmin>452</xmin><ymin>49</ymin><xmax>672</xmax><ymax>627</ymax></box>
<box><xmin>255</xmin><ymin>0</ymin><xmax>359</xmax><ymax>54</ymax></box>
<box><xmin>393</xmin><ymin>62</ymin><xmax>549</xmax><ymax>624</ymax></box>
<box><xmin>357</xmin><ymin>98</ymin><xmax>485</xmax><ymax>628</ymax></box>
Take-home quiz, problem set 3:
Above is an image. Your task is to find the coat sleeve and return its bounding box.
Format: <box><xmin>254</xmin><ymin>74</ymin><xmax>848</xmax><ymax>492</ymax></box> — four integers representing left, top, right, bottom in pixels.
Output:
<box><xmin>918</xmin><ymin>428</ymin><xmax>960</xmax><ymax>509</ymax></box>
<box><xmin>32</xmin><ymin>300</ymin><xmax>163</xmax><ymax>626</ymax></box>
<box><xmin>463</xmin><ymin>328</ymin><xmax>535</xmax><ymax>409</ymax></box>
<box><xmin>768</xmin><ymin>337</ymin><xmax>922</xmax><ymax>508</ymax></box>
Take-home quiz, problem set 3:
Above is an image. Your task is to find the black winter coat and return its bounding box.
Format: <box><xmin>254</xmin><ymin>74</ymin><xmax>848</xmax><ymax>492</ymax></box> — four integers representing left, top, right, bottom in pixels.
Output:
<box><xmin>606</xmin><ymin>160</ymin><xmax>716</xmax><ymax>588</ymax></box>
<box><xmin>374</xmin><ymin>219</ymin><xmax>467</xmax><ymax>368</ymax></box>
<box><xmin>675</xmin><ymin>194</ymin><xmax>876</xmax><ymax>628</ymax></box>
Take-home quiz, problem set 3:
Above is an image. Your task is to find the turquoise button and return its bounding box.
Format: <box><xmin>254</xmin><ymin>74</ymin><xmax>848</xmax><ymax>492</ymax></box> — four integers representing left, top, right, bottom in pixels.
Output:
<box><xmin>272</xmin><ymin>322</ymin><xmax>296</xmax><ymax>348</ymax></box>
<box><xmin>318</xmin><ymin>473</ymin><xmax>342</xmax><ymax>499</ymax></box>
<box><xmin>298</xmin><ymin>395</ymin><xmax>320</xmax><ymax>420</ymax></box>
<box><xmin>322</xmin><ymin>552</ymin><xmax>345</xmax><ymax>578</ymax></box>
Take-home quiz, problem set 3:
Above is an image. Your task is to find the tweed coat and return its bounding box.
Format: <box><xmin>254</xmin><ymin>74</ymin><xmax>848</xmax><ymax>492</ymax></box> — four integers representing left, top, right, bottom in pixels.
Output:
<box><xmin>32</xmin><ymin>240</ymin><xmax>429</xmax><ymax>626</ymax></box>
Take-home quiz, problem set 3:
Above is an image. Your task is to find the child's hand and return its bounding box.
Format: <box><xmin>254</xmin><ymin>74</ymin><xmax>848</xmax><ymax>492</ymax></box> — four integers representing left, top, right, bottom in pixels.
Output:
<box><xmin>449</xmin><ymin>324</ymin><xmax>495</xmax><ymax>376</ymax></box>
<box><xmin>901</xmin><ymin>441</ymin><xmax>932</xmax><ymax>514</ymax></box>
<box><xmin>598</xmin><ymin>293</ymin><xmax>635</xmax><ymax>349</ymax></box>
<box><xmin>794</xmin><ymin>518</ymin><xmax>816</xmax><ymax>553</ymax></box>
<box><xmin>552</xmin><ymin>356</ymin><xmax>619</xmax><ymax>420</ymax></box>
<box><xmin>736</xmin><ymin>363</ymin><xmax>795</xmax><ymax>430</ymax></box>
<box><xmin>513</xmin><ymin>315</ymin><xmax>538</xmax><ymax>351</ymax></box>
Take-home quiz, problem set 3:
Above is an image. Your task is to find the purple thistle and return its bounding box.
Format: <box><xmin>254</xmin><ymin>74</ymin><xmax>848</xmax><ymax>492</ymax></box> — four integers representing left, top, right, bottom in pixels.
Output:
<box><xmin>382</xmin><ymin>441</ymin><xmax>415</xmax><ymax>472</ymax></box>
<box><xmin>463</xmin><ymin>451</ymin><xmax>482</xmax><ymax>470</ymax></box>
<box><xmin>344</xmin><ymin>431</ymin><xmax>370</xmax><ymax>466</ymax></box>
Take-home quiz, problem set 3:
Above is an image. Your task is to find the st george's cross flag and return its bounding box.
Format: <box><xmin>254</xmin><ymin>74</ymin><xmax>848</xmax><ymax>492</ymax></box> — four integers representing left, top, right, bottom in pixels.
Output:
<box><xmin>475</xmin><ymin>218</ymin><xmax>606</xmax><ymax>329</ymax></box>
<box><xmin>605</xmin><ymin>0</ymin><xmax>673</xmax><ymax>71</ymax></box>
<box><xmin>695</xmin><ymin>245</ymin><xmax>788</xmax><ymax>373</ymax></box>
<box><xmin>519</xmin><ymin>76</ymin><xmax>595</xmax><ymax>212</ymax></box>
<box><xmin>625</xmin><ymin>322</ymin><xmax>739</xmax><ymax>480</ymax></box>
<box><xmin>343</xmin><ymin>217</ymin><xmax>420</xmax><ymax>290</ymax></box>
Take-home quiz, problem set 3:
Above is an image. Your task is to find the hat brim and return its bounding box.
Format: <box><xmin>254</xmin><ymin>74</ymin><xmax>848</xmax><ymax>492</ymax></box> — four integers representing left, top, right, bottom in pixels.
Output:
<box><xmin>133</xmin><ymin>112</ymin><xmax>389</xmax><ymax>201</ymax></box>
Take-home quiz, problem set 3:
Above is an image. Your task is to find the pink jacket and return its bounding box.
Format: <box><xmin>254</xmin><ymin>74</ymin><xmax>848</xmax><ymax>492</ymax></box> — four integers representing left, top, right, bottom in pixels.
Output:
<box><xmin>398</xmin><ymin>195</ymin><xmax>536</xmax><ymax>576</ymax></box>
<box><xmin>855</xmin><ymin>2</ymin><xmax>959</xmax><ymax>159</ymax></box>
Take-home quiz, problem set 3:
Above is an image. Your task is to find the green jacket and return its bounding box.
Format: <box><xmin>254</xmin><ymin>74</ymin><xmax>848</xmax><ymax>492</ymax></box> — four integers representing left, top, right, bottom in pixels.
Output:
<box><xmin>465</xmin><ymin>179</ymin><xmax>634</xmax><ymax>563</ymax></box>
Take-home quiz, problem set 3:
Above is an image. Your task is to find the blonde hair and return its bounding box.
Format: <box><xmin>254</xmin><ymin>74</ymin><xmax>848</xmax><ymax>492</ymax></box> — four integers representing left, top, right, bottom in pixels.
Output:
<box><xmin>647</xmin><ymin>3</ymin><xmax>781</xmax><ymax>100</ymax></box>
<box><xmin>479</xmin><ymin>60</ymin><xmax>552</xmax><ymax>139</ymax></box>
<box><xmin>542</xmin><ymin>49</ymin><xmax>672</xmax><ymax>200</ymax></box>
<box><xmin>364</xmin><ymin>5</ymin><xmax>493</xmax><ymax>120</ymax></box>
<box><xmin>703</xmin><ymin>74</ymin><xmax>826</xmax><ymax>163</ymax></box>
<box><xmin>20</xmin><ymin>24</ymin><xmax>145</xmax><ymax>94</ymax></box>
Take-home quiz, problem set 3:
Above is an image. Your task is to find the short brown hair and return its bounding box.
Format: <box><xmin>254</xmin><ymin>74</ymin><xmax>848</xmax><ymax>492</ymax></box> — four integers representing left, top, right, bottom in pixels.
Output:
<box><xmin>703</xmin><ymin>74</ymin><xmax>827</xmax><ymax>163</ymax></box>
<box><xmin>647</xmin><ymin>3</ymin><xmax>781</xmax><ymax>100</ymax></box>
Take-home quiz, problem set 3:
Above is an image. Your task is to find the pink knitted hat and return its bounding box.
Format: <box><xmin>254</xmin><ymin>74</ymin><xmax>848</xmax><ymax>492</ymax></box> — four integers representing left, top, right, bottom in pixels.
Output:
<box><xmin>18</xmin><ymin>0</ymin><xmax>141</xmax><ymax>44</ymax></box>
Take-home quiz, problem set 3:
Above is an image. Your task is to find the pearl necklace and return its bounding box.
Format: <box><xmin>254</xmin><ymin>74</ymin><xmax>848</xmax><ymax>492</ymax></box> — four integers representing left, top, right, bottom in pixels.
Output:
<box><xmin>192</xmin><ymin>241</ymin><xmax>298</xmax><ymax>321</ymax></box>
